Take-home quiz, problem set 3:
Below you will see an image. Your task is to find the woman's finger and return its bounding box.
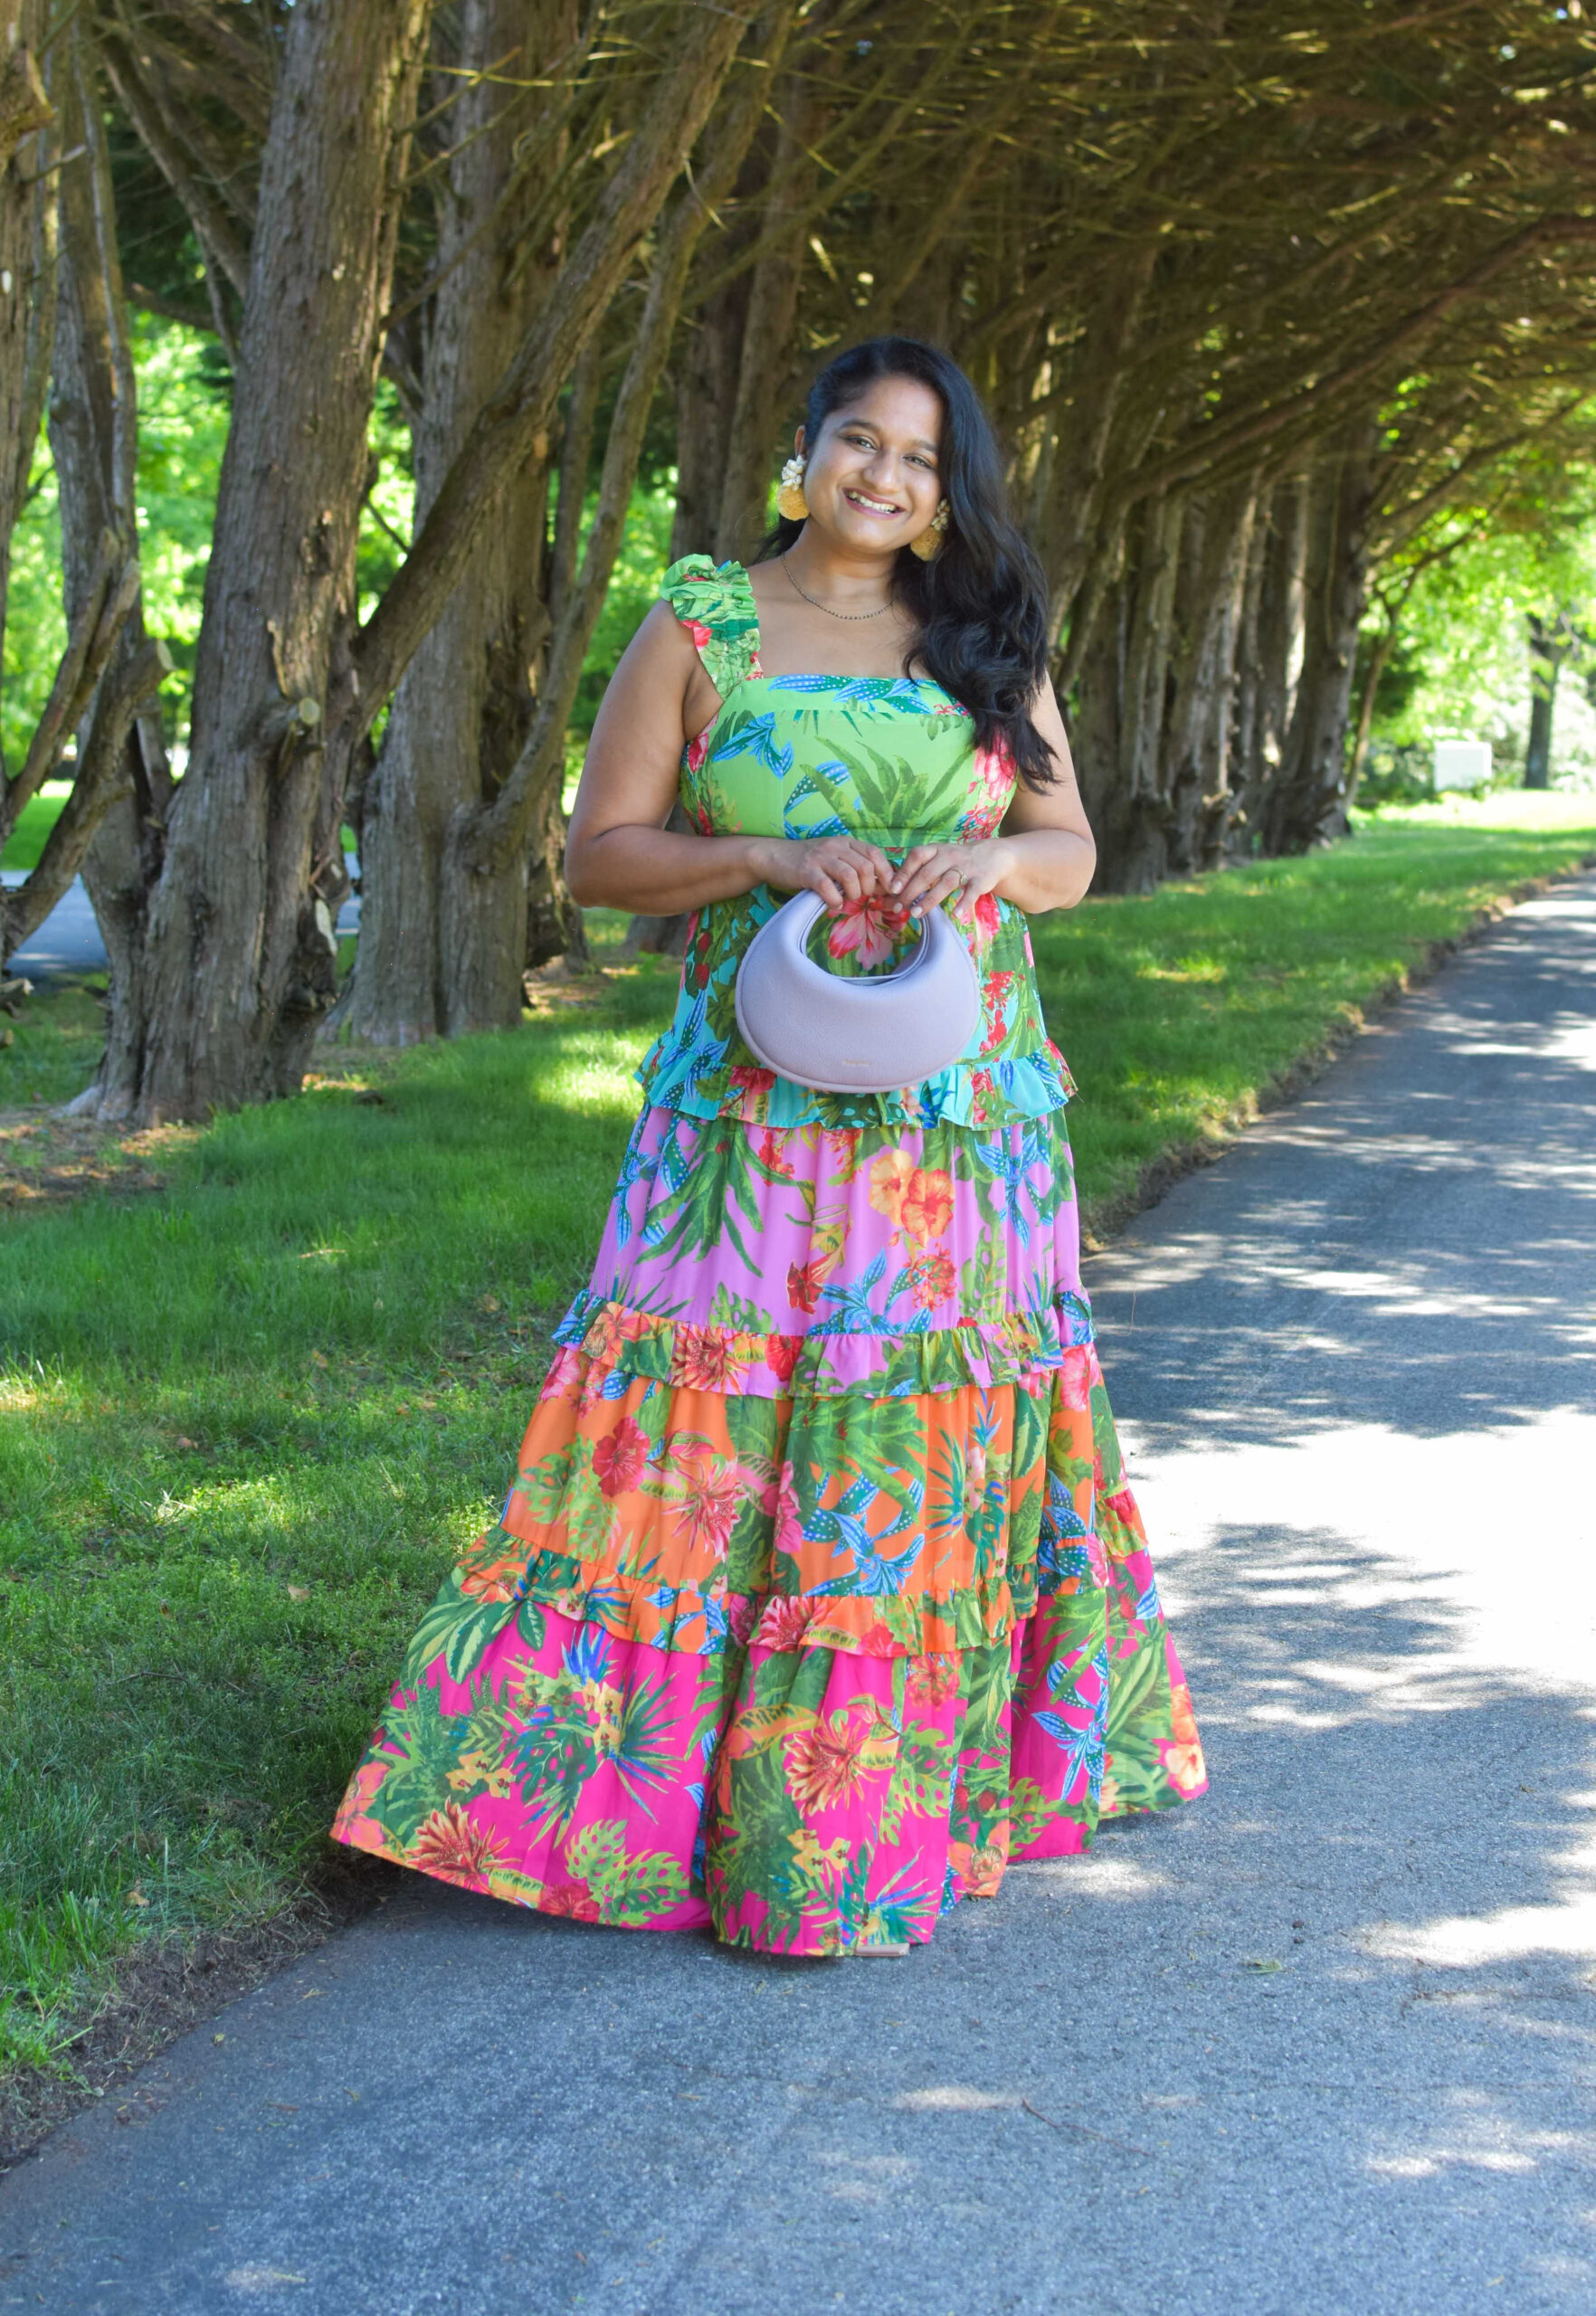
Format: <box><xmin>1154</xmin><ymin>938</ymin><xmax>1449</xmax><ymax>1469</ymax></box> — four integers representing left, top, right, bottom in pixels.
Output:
<box><xmin>901</xmin><ymin>853</ymin><xmax>958</xmax><ymax>906</ymax></box>
<box><xmin>888</xmin><ymin>846</ymin><xmax>935</xmax><ymax>896</ymax></box>
<box><xmin>908</xmin><ymin>876</ymin><xmax>962</xmax><ymax>917</ymax></box>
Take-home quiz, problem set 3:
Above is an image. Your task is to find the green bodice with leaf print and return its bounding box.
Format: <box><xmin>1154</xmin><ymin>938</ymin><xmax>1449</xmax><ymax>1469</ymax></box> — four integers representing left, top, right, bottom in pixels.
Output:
<box><xmin>637</xmin><ymin>555</ymin><xmax>1073</xmax><ymax>1131</ymax></box>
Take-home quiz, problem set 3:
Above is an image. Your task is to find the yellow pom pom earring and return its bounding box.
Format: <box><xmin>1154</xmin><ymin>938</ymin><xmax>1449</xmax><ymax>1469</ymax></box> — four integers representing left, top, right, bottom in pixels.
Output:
<box><xmin>909</xmin><ymin>498</ymin><xmax>950</xmax><ymax>563</ymax></box>
<box><xmin>776</xmin><ymin>454</ymin><xmax>810</xmax><ymax>523</ymax></box>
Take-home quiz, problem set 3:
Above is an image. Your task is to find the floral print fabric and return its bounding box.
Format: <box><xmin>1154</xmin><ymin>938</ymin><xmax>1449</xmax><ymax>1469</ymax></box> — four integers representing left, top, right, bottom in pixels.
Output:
<box><xmin>331</xmin><ymin>559</ymin><xmax>1205</xmax><ymax>1953</ymax></box>
<box><xmin>639</xmin><ymin>555</ymin><xmax>1071</xmax><ymax>1131</ymax></box>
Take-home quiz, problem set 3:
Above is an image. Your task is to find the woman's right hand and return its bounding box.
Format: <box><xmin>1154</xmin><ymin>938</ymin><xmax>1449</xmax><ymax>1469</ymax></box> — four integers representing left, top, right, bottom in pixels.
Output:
<box><xmin>746</xmin><ymin>834</ymin><xmax>895</xmax><ymax>913</ymax></box>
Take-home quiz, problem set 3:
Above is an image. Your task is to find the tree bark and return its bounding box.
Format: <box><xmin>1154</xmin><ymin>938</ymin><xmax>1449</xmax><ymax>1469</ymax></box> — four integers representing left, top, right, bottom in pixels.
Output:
<box><xmin>347</xmin><ymin>0</ymin><xmax>571</xmax><ymax>1049</ymax></box>
<box><xmin>1071</xmin><ymin>489</ymin><xmax>1186</xmax><ymax>893</ymax></box>
<box><xmin>1164</xmin><ymin>475</ymin><xmax>1258</xmax><ymax>872</ymax></box>
<box><xmin>1524</xmin><ymin>612</ymin><xmax>1573</xmax><ymax>790</ymax></box>
<box><xmin>349</xmin><ymin>0</ymin><xmax>766</xmax><ymax>733</ymax></box>
<box><xmin>1231</xmin><ymin>473</ymin><xmax>1307</xmax><ymax>851</ymax></box>
<box><xmin>2</xmin><ymin>26</ymin><xmax>172</xmax><ymax>979</ymax></box>
<box><xmin>41</xmin><ymin>25</ymin><xmax>173</xmax><ymax>1106</ymax></box>
<box><xmin>100</xmin><ymin>0</ymin><xmax>430</xmax><ymax>1121</ymax></box>
<box><xmin>343</xmin><ymin>0</ymin><xmax>791</xmax><ymax>1045</ymax></box>
<box><xmin>1259</xmin><ymin>420</ymin><xmax>1381</xmax><ymax>854</ymax></box>
<box><xmin>0</xmin><ymin>1</ymin><xmax>54</xmax><ymax>705</ymax></box>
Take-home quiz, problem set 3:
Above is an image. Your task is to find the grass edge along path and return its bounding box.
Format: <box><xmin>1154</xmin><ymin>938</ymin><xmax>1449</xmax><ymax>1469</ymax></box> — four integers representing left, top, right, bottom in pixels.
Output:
<box><xmin>2</xmin><ymin>793</ymin><xmax>1594</xmax><ymax>2164</ymax></box>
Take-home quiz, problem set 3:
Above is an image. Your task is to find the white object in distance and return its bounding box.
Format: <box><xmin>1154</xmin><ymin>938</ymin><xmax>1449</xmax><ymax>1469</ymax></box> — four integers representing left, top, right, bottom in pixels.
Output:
<box><xmin>1433</xmin><ymin>738</ymin><xmax>1492</xmax><ymax>791</ymax></box>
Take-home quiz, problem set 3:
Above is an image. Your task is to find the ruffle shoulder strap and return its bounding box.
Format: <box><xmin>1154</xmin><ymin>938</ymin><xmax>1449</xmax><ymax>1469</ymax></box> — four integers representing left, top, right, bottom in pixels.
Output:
<box><xmin>660</xmin><ymin>554</ymin><xmax>762</xmax><ymax>698</ymax></box>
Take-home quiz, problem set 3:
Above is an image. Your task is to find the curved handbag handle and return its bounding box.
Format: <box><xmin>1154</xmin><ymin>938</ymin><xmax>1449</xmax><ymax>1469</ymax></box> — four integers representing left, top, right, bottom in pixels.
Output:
<box><xmin>734</xmin><ymin>888</ymin><xmax>983</xmax><ymax>1095</ymax></box>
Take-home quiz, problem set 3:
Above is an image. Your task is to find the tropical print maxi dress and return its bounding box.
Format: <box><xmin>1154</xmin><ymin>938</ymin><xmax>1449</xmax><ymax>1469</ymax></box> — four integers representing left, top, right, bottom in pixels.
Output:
<box><xmin>332</xmin><ymin>555</ymin><xmax>1207</xmax><ymax>1954</ymax></box>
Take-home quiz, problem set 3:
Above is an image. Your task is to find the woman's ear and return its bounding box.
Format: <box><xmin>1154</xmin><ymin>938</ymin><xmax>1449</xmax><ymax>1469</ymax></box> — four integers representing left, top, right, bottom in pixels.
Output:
<box><xmin>794</xmin><ymin>425</ymin><xmax>807</xmax><ymax>458</ymax></box>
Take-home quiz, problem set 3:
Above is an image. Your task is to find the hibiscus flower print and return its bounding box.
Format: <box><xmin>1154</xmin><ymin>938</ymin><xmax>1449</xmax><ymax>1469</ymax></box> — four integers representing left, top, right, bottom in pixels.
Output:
<box><xmin>765</xmin><ymin>1332</ymin><xmax>801</xmax><ymax>1382</ymax></box>
<box><xmin>1158</xmin><ymin>1740</ymin><xmax>1208</xmax><ymax>1798</ymax></box>
<box><xmin>906</xmin><ymin>1249</ymin><xmax>956</xmax><ymax>1310</ymax></box>
<box><xmin>825</xmin><ymin>891</ymin><xmax>909</xmax><ymax>971</ymax></box>
<box><xmin>541</xmin><ymin>1880</ymin><xmax>602</xmax><ymax>1922</ymax></box>
<box><xmin>900</xmin><ymin>1167</ymin><xmax>955</xmax><ymax>1248</ymax></box>
<box><xmin>786</xmin><ymin>1258</ymin><xmax>825</xmax><ymax>1315</ymax></box>
<box><xmin>728</xmin><ymin>1063</ymin><xmax>776</xmax><ymax>1096</ymax></box>
<box><xmin>980</xmin><ymin>969</ymin><xmax>1016</xmax><ymax>1055</ymax></box>
<box><xmin>755</xmin><ymin>1125</ymin><xmax>793</xmax><ymax>1177</ymax></box>
<box><xmin>968</xmin><ymin>738</ymin><xmax>1014</xmax><ymax>810</ymax></box>
<box><xmin>869</xmin><ymin>1152</ymin><xmax>954</xmax><ymax>1248</ymax></box>
<box><xmin>968</xmin><ymin>888</ymin><xmax>1002</xmax><ymax>948</ymax></box>
<box><xmin>411</xmin><ymin>1802</ymin><xmax>506</xmax><ymax>1889</ymax></box>
<box><xmin>592</xmin><ymin>1414</ymin><xmax>650</xmax><ymax>1500</ymax></box>
<box><xmin>907</xmin><ymin>1652</ymin><xmax>961</xmax><ymax>1709</ymax></box>
<box><xmin>867</xmin><ymin>1147</ymin><xmax>915</xmax><ymax>1233</ymax></box>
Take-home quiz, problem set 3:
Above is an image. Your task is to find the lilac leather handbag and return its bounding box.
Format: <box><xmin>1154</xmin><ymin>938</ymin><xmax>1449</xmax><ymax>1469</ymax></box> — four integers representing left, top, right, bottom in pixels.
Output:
<box><xmin>734</xmin><ymin>889</ymin><xmax>982</xmax><ymax>1095</ymax></box>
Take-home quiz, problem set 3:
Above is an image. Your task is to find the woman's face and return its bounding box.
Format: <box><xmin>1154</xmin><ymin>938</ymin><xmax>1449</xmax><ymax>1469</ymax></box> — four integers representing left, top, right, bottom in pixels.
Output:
<box><xmin>798</xmin><ymin>376</ymin><xmax>944</xmax><ymax>557</ymax></box>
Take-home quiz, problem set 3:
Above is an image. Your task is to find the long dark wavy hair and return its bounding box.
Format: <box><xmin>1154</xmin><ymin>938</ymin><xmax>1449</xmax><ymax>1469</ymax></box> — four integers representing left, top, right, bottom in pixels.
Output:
<box><xmin>759</xmin><ymin>336</ymin><xmax>1057</xmax><ymax>790</ymax></box>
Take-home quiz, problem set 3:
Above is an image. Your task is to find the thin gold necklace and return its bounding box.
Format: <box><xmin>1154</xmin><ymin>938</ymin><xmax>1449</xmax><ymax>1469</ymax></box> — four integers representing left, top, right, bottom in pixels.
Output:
<box><xmin>781</xmin><ymin>555</ymin><xmax>891</xmax><ymax>622</ymax></box>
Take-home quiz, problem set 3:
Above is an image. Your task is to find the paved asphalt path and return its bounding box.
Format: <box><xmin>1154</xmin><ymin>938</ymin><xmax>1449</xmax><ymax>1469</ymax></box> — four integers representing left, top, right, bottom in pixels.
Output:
<box><xmin>5</xmin><ymin>876</ymin><xmax>1596</xmax><ymax>2316</ymax></box>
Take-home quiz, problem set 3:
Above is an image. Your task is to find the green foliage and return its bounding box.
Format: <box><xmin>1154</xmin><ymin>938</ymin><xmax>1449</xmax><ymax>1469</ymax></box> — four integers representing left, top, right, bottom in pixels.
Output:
<box><xmin>568</xmin><ymin>479</ymin><xmax>676</xmax><ymax>739</ymax></box>
<box><xmin>125</xmin><ymin>317</ymin><xmax>232</xmax><ymax>745</ymax></box>
<box><xmin>1363</xmin><ymin>440</ymin><xmax>1596</xmax><ymax>792</ymax></box>
<box><xmin>2</xmin><ymin>317</ymin><xmax>230</xmax><ymax>785</ymax></box>
<box><xmin>356</xmin><ymin>378</ymin><xmax>414</xmax><ymax>626</ymax></box>
<box><xmin>2</xmin><ymin>443</ymin><xmax>65</xmax><ymax>780</ymax></box>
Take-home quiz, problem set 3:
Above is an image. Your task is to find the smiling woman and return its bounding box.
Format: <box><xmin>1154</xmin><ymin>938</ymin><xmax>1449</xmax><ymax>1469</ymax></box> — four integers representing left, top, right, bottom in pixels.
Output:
<box><xmin>332</xmin><ymin>336</ymin><xmax>1207</xmax><ymax>1955</ymax></box>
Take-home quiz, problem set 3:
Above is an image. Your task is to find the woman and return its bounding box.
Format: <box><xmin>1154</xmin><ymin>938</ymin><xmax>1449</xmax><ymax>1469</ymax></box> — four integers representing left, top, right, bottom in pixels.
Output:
<box><xmin>333</xmin><ymin>336</ymin><xmax>1206</xmax><ymax>1955</ymax></box>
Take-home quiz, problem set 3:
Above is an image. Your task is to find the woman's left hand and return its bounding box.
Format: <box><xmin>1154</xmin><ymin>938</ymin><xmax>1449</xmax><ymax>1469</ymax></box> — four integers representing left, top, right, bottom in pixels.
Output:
<box><xmin>888</xmin><ymin>836</ymin><xmax>1011</xmax><ymax>922</ymax></box>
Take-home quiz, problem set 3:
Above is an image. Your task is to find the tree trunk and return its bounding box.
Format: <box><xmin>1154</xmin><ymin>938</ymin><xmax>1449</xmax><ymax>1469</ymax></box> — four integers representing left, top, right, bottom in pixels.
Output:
<box><xmin>1524</xmin><ymin>612</ymin><xmax>1573</xmax><ymax>789</ymax></box>
<box><xmin>86</xmin><ymin>0</ymin><xmax>428</xmax><ymax>1121</ymax></box>
<box><xmin>670</xmin><ymin>277</ymin><xmax>752</xmax><ymax>565</ymax></box>
<box><xmin>1259</xmin><ymin>422</ymin><xmax>1380</xmax><ymax>854</ymax></box>
<box><xmin>670</xmin><ymin>90</ymin><xmax>817</xmax><ymax>569</ymax></box>
<box><xmin>343</xmin><ymin>0</ymin><xmax>790</xmax><ymax>1044</ymax></box>
<box><xmin>1</xmin><ymin>24</ymin><xmax>168</xmax><ymax>976</ymax></box>
<box><xmin>46</xmin><ymin>26</ymin><xmax>174</xmax><ymax>1110</ymax></box>
<box><xmin>1230</xmin><ymin>473</ymin><xmax>1307</xmax><ymax>851</ymax></box>
<box><xmin>1071</xmin><ymin>489</ymin><xmax>1186</xmax><ymax>892</ymax></box>
<box><xmin>1163</xmin><ymin>476</ymin><xmax>1257</xmax><ymax>873</ymax></box>
<box><xmin>347</xmin><ymin>0</ymin><xmax>570</xmax><ymax>1048</ymax></box>
<box><xmin>0</xmin><ymin>1</ymin><xmax>54</xmax><ymax>705</ymax></box>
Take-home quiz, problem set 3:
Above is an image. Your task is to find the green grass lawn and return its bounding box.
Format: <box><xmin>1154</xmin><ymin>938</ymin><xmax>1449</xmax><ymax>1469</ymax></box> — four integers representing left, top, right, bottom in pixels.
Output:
<box><xmin>2</xmin><ymin>791</ymin><xmax>1592</xmax><ymax>2086</ymax></box>
<box><xmin>0</xmin><ymin>783</ymin><xmax>76</xmax><ymax>875</ymax></box>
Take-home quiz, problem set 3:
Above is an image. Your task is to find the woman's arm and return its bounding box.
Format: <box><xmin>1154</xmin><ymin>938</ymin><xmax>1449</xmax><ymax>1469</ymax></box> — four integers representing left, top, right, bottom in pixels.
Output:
<box><xmin>565</xmin><ymin>603</ymin><xmax>893</xmax><ymax>915</ymax></box>
<box><xmin>889</xmin><ymin>674</ymin><xmax>1096</xmax><ymax>920</ymax></box>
